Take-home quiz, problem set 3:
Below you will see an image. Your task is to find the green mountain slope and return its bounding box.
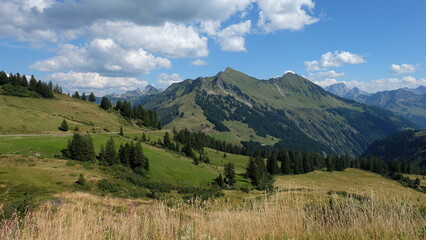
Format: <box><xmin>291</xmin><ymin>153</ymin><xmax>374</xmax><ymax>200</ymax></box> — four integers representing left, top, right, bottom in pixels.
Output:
<box><xmin>0</xmin><ymin>94</ymin><xmax>142</xmax><ymax>134</ymax></box>
<box><xmin>363</xmin><ymin>130</ymin><xmax>426</xmax><ymax>167</ymax></box>
<box><xmin>142</xmin><ymin>68</ymin><xmax>416</xmax><ymax>155</ymax></box>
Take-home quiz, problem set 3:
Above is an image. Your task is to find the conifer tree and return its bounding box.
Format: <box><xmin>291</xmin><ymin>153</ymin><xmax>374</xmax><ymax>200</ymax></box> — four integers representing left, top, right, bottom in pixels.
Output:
<box><xmin>266</xmin><ymin>152</ymin><xmax>279</xmax><ymax>175</ymax></box>
<box><xmin>58</xmin><ymin>119</ymin><xmax>69</xmax><ymax>131</ymax></box>
<box><xmin>119</xmin><ymin>126</ymin><xmax>124</xmax><ymax>136</ymax></box>
<box><xmin>163</xmin><ymin>132</ymin><xmax>171</xmax><ymax>149</ymax></box>
<box><xmin>81</xmin><ymin>92</ymin><xmax>87</xmax><ymax>101</ymax></box>
<box><xmin>281</xmin><ymin>151</ymin><xmax>292</xmax><ymax>175</ymax></box>
<box><xmin>100</xmin><ymin>96</ymin><xmax>112</xmax><ymax>110</ymax></box>
<box><xmin>88</xmin><ymin>92</ymin><xmax>96</xmax><ymax>102</ymax></box>
<box><xmin>224</xmin><ymin>163</ymin><xmax>236</xmax><ymax>187</ymax></box>
<box><xmin>141</xmin><ymin>132</ymin><xmax>147</xmax><ymax>142</ymax></box>
<box><xmin>97</xmin><ymin>144</ymin><xmax>107</xmax><ymax>165</ymax></box>
<box><xmin>73</xmin><ymin>91</ymin><xmax>80</xmax><ymax>98</ymax></box>
<box><xmin>105</xmin><ymin>137</ymin><xmax>118</xmax><ymax>166</ymax></box>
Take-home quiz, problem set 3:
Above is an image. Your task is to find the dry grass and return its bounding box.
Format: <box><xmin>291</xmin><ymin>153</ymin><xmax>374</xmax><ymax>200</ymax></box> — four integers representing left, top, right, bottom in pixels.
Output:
<box><xmin>1</xmin><ymin>188</ymin><xmax>425</xmax><ymax>240</ymax></box>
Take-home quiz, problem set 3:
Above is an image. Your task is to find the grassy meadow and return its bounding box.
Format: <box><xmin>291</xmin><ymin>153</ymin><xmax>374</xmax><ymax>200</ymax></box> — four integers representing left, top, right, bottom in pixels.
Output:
<box><xmin>0</xmin><ymin>94</ymin><xmax>140</xmax><ymax>134</ymax></box>
<box><xmin>1</xmin><ymin>169</ymin><xmax>425</xmax><ymax>239</ymax></box>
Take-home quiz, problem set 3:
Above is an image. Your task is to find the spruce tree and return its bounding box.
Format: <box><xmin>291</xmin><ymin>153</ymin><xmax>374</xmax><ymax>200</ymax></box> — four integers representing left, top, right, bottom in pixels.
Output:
<box><xmin>58</xmin><ymin>119</ymin><xmax>69</xmax><ymax>131</ymax></box>
<box><xmin>281</xmin><ymin>151</ymin><xmax>292</xmax><ymax>175</ymax></box>
<box><xmin>81</xmin><ymin>92</ymin><xmax>87</xmax><ymax>101</ymax></box>
<box><xmin>163</xmin><ymin>132</ymin><xmax>171</xmax><ymax>149</ymax></box>
<box><xmin>73</xmin><ymin>91</ymin><xmax>80</xmax><ymax>98</ymax></box>
<box><xmin>105</xmin><ymin>137</ymin><xmax>118</xmax><ymax>166</ymax></box>
<box><xmin>224</xmin><ymin>163</ymin><xmax>236</xmax><ymax>187</ymax></box>
<box><xmin>266</xmin><ymin>152</ymin><xmax>279</xmax><ymax>175</ymax></box>
<box><xmin>100</xmin><ymin>96</ymin><xmax>112</xmax><ymax>110</ymax></box>
<box><xmin>88</xmin><ymin>92</ymin><xmax>96</xmax><ymax>102</ymax></box>
<box><xmin>141</xmin><ymin>132</ymin><xmax>147</xmax><ymax>142</ymax></box>
<box><xmin>97</xmin><ymin>144</ymin><xmax>107</xmax><ymax>165</ymax></box>
<box><xmin>119</xmin><ymin>126</ymin><xmax>124</xmax><ymax>136</ymax></box>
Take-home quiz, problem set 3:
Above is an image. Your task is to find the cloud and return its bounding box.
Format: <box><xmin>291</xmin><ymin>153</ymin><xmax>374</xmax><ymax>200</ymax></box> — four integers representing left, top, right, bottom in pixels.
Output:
<box><xmin>257</xmin><ymin>0</ymin><xmax>319</xmax><ymax>32</ymax></box>
<box><xmin>309</xmin><ymin>70</ymin><xmax>345</xmax><ymax>78</ymax></box>
<box><xmin>304</xmin><ymin>60</ymin><xmax>321</xmax><ymax>71</ymax></box>
<box><xmin>191</xmin><ymin>59</ymin><xmax>208</xmax><ymax>66</ymax></box>
<box><xmin>44</xmin><ymin>71</ymin><xmax>147</xmax><ymax>94</ymax></box>
<box><xmin>157</xmin><ymin>73</ymin><xmax>183</xmax><ymax>86</ymax></box>
<box><xmin>89</xmin><ymin>21</ymin><xmax>208</xmax><ymax>58</ymax></box>
<box><xmin>31</xmin><ymin>39</ymin><xmax>171</xmax><ymax>75</ymax></box>
<box><xmin>390</xmin><ymin>64</ymin><xmax>417</xmax><ymax>75</ymax></box>
<box><xmin>319</xmin><ymin>51</ymin><xmax>366</xmax><ymax>68</ymax></box>
<box><xmin>216</xmin><ymin>20</ymin><xmax>251</xmax><ymax>52</ymax></box>
<box><xmin>311</xmin><ymin>76</ymin><xmax>426</xmax><ymax>93</ymax></box>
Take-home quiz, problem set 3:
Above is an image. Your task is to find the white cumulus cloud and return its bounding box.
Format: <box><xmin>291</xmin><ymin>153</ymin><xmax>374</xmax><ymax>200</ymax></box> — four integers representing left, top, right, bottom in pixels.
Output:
<box><xmin>257</xmin><ymin>0</ymin><xmax>318</xmax><ymax>32</ymax></box>
<box><xmin>44</xmin><ymin>71</ymin><xmax>147</xmax><ymax>95</ymax></box>
<box><xmin>31</xmin><ymin>39</ymin><xmax>171</xmax><ymax>75</ymax></box>
<box><xmin>157</xmin><ymin>73</ymin><xmax>183</xmax><ymax>87</ymax></box>
<box><xmin>319</xmin><ymin>50</ymin><xmax>366</xmax><ymax>68</ymax></box>
<box><xmin>390</xmin><ymin>64</ymin><xmax>418</xmax><ymax>75</ymax></box>
<box><xmin>216</xmin><ymin>20</ymin><xmax>252</xmax><ymax>52</ymax></box>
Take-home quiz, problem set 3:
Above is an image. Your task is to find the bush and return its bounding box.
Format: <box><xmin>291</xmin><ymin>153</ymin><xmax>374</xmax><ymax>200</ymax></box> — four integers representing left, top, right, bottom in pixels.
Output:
<box><xmin>96</xmin><ymin>179</ymin><xmax>121</xmax><ymax>193</ymax></box>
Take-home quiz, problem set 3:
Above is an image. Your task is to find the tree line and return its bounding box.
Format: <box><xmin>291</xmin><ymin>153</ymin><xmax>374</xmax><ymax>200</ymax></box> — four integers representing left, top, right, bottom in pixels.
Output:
<box><xmin>61</xmin><ymin>133</ymin><xmax>149</xmax><ymax>175</ymax></box>
<box><xmin>71</xmin><ymin>91</ymin><xmax>96</xmax><ymax>102</ymax></box>
<box><xmin>0</xmin><ymin>71</ymin><xmax>54</xmax><ymax>98</ymax></box>
<box><xmin>99</xmin><ymin>97</ymin><xmax>161</xmax><ymax>129</ymax></box>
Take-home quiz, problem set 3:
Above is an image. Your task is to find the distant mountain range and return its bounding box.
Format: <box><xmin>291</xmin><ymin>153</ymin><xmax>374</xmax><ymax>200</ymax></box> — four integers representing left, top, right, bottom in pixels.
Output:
<box><xmin>325</xmin><ymin>84</ymin><xmax>426</xmax><ymax>129</ymax></box>
<box><xmin>104</xmin><ymin>85</ymin><xmax>162</xmax><ymax>105</ymax></box>
<box><xmin>138</xmin><ymin>67</ymin><xmax>415</xmax><ymax>155</ymax></box>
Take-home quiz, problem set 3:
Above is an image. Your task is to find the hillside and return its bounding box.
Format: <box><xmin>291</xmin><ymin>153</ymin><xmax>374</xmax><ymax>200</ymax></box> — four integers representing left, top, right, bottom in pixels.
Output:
<box><xmin>363</xmin><ymin>130</ymin><xmax>426</xmax><ymax>167</ymax></box>
<box><xmin>326</xmin><ymin>83</ymin><xmax>426</xmax><ymax>129</ymax></box>
<box><xmin>142</xmin><ymin>67</ymin><xmax>416</xmax><ymax>155</ymax></box>
<box><xmin>0</xmin><ymin>94</ymin><xmax>142</xmax><ymax>134</ymax></box>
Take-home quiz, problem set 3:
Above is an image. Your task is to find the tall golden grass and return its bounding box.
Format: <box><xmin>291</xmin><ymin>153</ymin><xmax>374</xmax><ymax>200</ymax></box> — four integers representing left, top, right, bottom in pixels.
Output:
<box><xmin>1</xmin><ymin>189</ymin><xmax>425</xmax><ymax>240</ymax></box>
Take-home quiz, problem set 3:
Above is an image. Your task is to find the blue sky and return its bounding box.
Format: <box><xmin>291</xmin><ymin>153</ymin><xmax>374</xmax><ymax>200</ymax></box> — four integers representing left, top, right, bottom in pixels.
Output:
<box><xmin>0</xmin><ymin>0</ymin><xmax>425</xmax><ymax>95</ymax></box>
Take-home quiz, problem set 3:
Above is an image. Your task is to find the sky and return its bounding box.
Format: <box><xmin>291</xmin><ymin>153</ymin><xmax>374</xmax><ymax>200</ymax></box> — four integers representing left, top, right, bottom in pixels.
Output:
<box><xmin>1</xmin><ymin>0</ymin><xmax>425</xmax><ymax>95</ymax></box>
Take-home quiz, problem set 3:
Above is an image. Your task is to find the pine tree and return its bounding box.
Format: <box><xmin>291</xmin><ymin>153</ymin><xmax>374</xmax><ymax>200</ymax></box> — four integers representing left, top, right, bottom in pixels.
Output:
<box><xmin>163</xmin><ymin>132</ymin><xmax>171</xmax><ymax>149</ymax></box>
<box><xmin>266</xmin><ymin>152</ymin><xmax>279</xmax><ymax>175</ymax></box>
<box><xmin>183</xmin><ymin>143</ymin><xmax>195</xmax><ymax>159</ymax></box>
<box><xmin>246</xmin><ymin>156</ymin><xmax>258</xmax><ymax>185</ymax></box>
<box><xmin>58</xmin><ymin>119</ymin><xmax>69</xmax><ymax>131</ymax></box>
<box><xmin>281</xmin><ymin>151</ymin><xmax>292</xmax><ymax>175</ymax></box>
<box><xmin>213</xmin><ymin>174</ymin><xmax>225</xmax><ymax>188</ymax></box>
<box><xmin>100</xmin><ymin>97</ymin><xmax>112</xmax><ymax>110</ymax></box>
<box><xmin>119</xmin><ymin>126</ymin><xmax>124</xmax><ymax>136</ymax></box>
<box><xmin>105</xmin><ymin>137</ymin><xmax>118</xmax><ymax>166</ymax></box>
<box><xmin>131</xmin><ymin>141</ymin><xmax>146</xmax><ymax>169</ymax></box>
<box><xmin>224</xmin><ymin>163</ymin><xmax>236</xmax><ymax>187</ymax></box>
<box><xmin>115</xmin><ymin>100</ymin><xmax>123</xmax><ymax>111</ymax></box>
<box><xmin>73</xmin><ymin>91</ymin><xmax>80</xmax><ymax>98</ymax></box>
<box><xmin>62</xmin><ymin>133</ymin><xmax>95</xmax><ymax>162</ymax></box>
<box><xmin>88</xmin><ymin>92</ymin><xmax>96</xmax><ymax>102</ymax></box>
<box><xmin>81</xmin><ymin>93</ymin><xmax>87</xmax><ymax>101</ymax></box>
<box><xmin>97</xmin><ymin>144</ymin><xmax>107</xmax><ymax>165</ymax></box>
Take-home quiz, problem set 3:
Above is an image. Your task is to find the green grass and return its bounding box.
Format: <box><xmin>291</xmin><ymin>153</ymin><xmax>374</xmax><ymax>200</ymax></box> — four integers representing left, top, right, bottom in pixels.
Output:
<box><xmin>274</xmin><ymin>168</ymin><xmax>426</xmax><ymax>206</ymax></box>
<box><xmin>0</xmin><ymin>94</ymin><xmax>141</xmax><ymax>134</ymax></box>
<box><xmin>0</xmin><ymin>133</ymin><xmax>219</xmax><ymax>188</ymax></box>
<box><xmin>211</xmin><ymin>121</ymin><xmax>280</xmax><ymax>146</ymax></box>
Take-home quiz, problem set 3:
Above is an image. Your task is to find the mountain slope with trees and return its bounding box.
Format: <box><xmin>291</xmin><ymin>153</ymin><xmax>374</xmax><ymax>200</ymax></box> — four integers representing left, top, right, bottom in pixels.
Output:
<box><xmin>141</xmin><ymin>68</ymin><xmax>416</xmax><ymax>155</ymax></box>
<box><xmin>362</xmin><ymin>130</ymin><xmax>426</xmax><ymax>168</ymax></box>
